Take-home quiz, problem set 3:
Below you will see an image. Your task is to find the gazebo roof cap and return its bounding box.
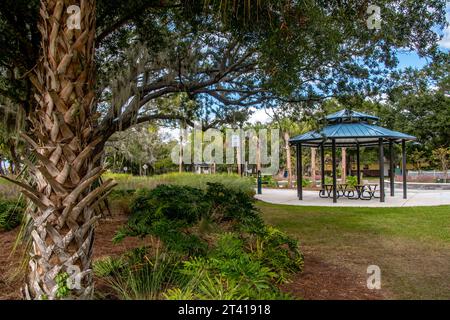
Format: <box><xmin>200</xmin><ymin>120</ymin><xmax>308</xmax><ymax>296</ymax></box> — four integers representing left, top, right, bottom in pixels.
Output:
<box><xmin>325</xmin><ymin>109</ymin><xmax>379</xmax><ymax>123</ymax></box>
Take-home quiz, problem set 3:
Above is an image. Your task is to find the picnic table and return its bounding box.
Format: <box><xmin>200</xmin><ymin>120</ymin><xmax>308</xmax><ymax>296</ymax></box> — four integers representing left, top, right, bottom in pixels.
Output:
<box><xmin>319</xmin><ymin>184</ymin><xmax>334</xmax><ymax>198</ymax></box>
<box><xmin>346</xmin><ymin>184</ymin><xmax>376</xmax><ymax>200</ymax></box>
<box><xmin>319</xmin><ymin>184</ymin><xmax>349</xmax><ymax>198</ymax></box>
<box><xmin>319</xmin><ymin>183</ymin><xmax>379</xmax><ymax>200</ymax></box>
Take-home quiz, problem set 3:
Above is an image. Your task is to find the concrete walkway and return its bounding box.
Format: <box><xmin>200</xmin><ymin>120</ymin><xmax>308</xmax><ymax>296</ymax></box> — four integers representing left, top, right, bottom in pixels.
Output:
<box><xmin>255</xmin><ymin>188</ymin><xmax>450</xmax><ymax>207</ymax></box>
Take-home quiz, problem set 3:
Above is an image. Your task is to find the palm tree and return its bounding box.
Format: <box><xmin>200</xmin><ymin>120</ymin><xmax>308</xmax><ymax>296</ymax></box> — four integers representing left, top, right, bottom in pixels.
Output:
<box><xmin>310</xmin><ymin>147</ymin><xmax>316</xmax><ymax>185</ymax></box>
<box><xmin>283</xmin><ymin>131</ymin><xmax>292</xmax><ymax>187</ymax></box>
<box><xmin>8</xmin><ymin>0</ymin><xmax>115</xmax><ymax>300</ymax></box>
<box><xmin>341</xmin><ymin>147</ymin><xmax>347</xmax><ymax>183</ymax></box>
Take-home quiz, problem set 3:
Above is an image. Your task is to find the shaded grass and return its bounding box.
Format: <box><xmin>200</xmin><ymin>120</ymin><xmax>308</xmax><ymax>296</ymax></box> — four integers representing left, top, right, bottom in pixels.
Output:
<box><xmin>257</xmin><ymin>202</ymin><xmax>450</xmax><ymax>299</ymax></box>
<box><xmin>0</xmin><ymin>180</ymin><xmax>20</xmax><ymax>200</ymax></box>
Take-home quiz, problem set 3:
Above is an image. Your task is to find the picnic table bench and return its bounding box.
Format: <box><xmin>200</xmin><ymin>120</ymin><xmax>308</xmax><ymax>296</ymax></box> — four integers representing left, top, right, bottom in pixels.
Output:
<box><xmin>319</xmin><ymin>183</ymin><xmax>380</xmax><ymax>200</ymax></box>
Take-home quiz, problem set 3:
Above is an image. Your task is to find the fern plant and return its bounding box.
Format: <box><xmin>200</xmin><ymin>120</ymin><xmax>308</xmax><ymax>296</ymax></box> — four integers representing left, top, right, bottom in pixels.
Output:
<box><xmin>0</xmin><ymin>198</ymin><xmax>24</xmax><ymax>231</ymax></box>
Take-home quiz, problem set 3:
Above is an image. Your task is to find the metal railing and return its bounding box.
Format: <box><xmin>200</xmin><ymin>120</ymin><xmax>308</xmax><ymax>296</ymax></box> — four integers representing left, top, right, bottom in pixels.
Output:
<box><xmin>408</xmin><ymin>170</ymin><xmax>448</xmax><ymax>178</ymax></box>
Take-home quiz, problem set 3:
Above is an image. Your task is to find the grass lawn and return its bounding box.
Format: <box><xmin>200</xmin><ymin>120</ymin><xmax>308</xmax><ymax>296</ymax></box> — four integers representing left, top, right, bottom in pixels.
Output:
<box><xmin>257</xmin><ymin>201</ymin><xmax>450</xmax><ymax>299</ymax></box>
<box><xmin>0</xmin><ymin>179</ymin><xmax>20</xmax><ymax>200</ymax></box>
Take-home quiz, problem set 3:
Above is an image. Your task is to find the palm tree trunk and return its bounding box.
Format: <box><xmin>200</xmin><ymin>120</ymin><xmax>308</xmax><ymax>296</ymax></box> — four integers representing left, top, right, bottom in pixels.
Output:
<box><xmin>341</xmin><ymin>147</ymin><xmax>347</xmax><ymax>183</ymax></box>
<box><xmin>237</xmin><ymin>143</ymin><xmax>242</xmax><ymax>176</ymax></box>
<box><xmin>256</xmin><ymin>136</ymin><xmax>261</xmax><ymax>173</ymax></box>
<box><xmin>310</xmin><ymin>147</ymin><xmax>316</xmax><ymax>185</ymax></box>
<box><xmin>179</xmin><ymin>123</ymin><xmax>183</xmax><ymax>173</ymax></box>
<box><xmin>16</xmin><ymin>0</ymin><xmax>115</xmax><ymax>300</ymax></box>
<box><xmin>284</xmin><ymin>132</ymin><xmax>292</xmax><ymax>187</ymax></box>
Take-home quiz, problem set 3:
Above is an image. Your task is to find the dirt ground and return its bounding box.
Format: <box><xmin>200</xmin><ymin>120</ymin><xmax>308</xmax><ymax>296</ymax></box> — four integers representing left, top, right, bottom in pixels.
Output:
<box><xmin>0</xmin><ymin>212</ymin><xmax>385</xmax><ymax>300</ymax></box>
<box><xmin>281</xmin><ymin>249</ymin><xmax>388</xmax><ymax>300</ymax></box>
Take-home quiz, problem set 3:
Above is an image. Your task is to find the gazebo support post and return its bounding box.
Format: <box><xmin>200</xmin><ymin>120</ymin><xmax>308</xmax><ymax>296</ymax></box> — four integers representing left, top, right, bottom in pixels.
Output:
<box><xmin>379</xmin><ymin>138</ymin><xmax>385</xmax><ymax>202</ymax></box>
<box><xmin>356</xmin><ymin>143</ymin><xmax>361</xmax><ymax>185</ymax></box>
<box><xmin>389</xmin><ymin>140</ymin><xmax>395</xmax><ymax>197</ymax></box>
<box><xmin>332</xmin><ymin>139</ymin><xmax>337</xmax><ymax>203</ymax></box>
<box><xmin>297</xmin><ymin>143</ymin><xmax>302</xmax><ymax>200</ymax></box>
<box><xmin>402</xmin><ymin>139</ymin><xmax>407</xmax><ymax>199</ymax></box>
<box><xmin>320</xmin><ymin>143</ymin><xmax>325</xmax><ymax>188</ymax></box>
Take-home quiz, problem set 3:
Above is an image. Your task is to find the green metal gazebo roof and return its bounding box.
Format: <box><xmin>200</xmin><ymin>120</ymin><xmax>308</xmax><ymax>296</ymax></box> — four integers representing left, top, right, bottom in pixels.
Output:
<box><xmin>290</xmin><ymin>109</ymin><xmax>416</xmax><ymax>147</ymax></box>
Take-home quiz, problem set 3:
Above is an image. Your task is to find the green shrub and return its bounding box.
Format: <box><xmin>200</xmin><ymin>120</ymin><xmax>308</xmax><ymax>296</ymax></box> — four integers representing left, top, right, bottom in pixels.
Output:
<box><xmin>346</xmin><ymin>176</ymin><xmax>358</xmax><ymax>188</ymax></box>
<box><xmin>302</xmin><ymin>179</ymin><xmax>311</xmax><ymax>187</ymax></box>
<box><xmin>261</xmin><ymin>175</ymin><xmax>277</xmax><ymax>188</ymax></box>
<box><xmin>324</xmin><ymin>176</ymin><xmax>333</xmax><ymax>185</ymax></box>
<box><xmin>113</xmin><ymin>185</ymin><xmax>212</xmax><ymax>254</ymax></box>
<box><xmin>168</xmin><ymin>233</ymin><xmax>294</xmax><ymax>300</ymax></box>
<box><xmin>108</xmin><ymin>189</ymin><xmax>136</xmax><ymax>200</ymax></box>
<box><xmin>114</xmin><ymin>220</ymin><xmax>208</xmax><ymax>256</ymax></box>
<box><xmin>93</xmin><ymin>256</ymin><xmax>126</xmax><ymax>277</ymax></box>
<box><xmin>0</xmin><ymin>199</ymin><xmax>24</xmax><ymax>231</ymax></box>
<box><xmin>205</xmin><ymin>182</ymin><xmax>264</xmax><ymax>229</ymax></box>
<box><xmin>93</xmin><ymin>247</ymin><xmax>183</xmax><ymax>300</ymax></box>
<box><xmin>115</xmin><ymin>183</ymin><xmax>264</xmax><ymax>252</ymax></box>
<box><xmin>164</xmin><ymin>274</ymin><xmax>245</xmax><ymax>300</ymax></box>
<box><xmin>106</xmin><ymin>182</ymin><xmax>303</xmax><ymax>300</ymax></box>
<box><xmin>102</xmin><ymin>230</ymin><xmax>301</xmax><ymax>300</ymax></box>
<box><xmin>132</xmin><ymin>185</ymin><xmax>208</xmax><ymax>224</ymax></box>
<box><xmin>251</xmin><ymin>226</ymin><xmax>303</xmax><ymax>283</ymax></box>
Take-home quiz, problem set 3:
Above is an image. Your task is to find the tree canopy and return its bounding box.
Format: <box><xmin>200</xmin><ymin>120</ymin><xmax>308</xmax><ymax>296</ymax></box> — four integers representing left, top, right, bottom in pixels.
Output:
<box><xmin>1</xmin><ymin>0</ymin><xmax>448</xmax><ymax>141</ymax></box>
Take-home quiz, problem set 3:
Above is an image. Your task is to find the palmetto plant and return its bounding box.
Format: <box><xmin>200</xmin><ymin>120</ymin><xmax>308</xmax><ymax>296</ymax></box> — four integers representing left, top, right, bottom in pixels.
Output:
<box><xmin>94</xmin><ymin>249</ymin><xmax>182</xmax><ymax>300</ymax></box>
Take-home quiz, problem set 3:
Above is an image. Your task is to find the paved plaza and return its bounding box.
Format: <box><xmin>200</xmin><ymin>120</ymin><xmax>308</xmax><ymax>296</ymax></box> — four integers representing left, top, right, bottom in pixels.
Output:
<box><xmin>255</xmin><ymin>188</ymin><xmax>450</xmax><ymax>207</ymax></box>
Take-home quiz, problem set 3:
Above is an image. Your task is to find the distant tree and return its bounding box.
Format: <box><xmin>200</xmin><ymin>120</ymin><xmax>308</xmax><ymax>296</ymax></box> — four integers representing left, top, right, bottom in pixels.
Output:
<box><xmin>104</xmin><ymin>124</ymin><xmax>170</xmax><ymax>175</ymax></box>
<box><xmin>410</xmin><ymin>149</ymin><xmax>427</xmax><ymax>173</ymax></box>
<box><xmin>432</xmin><ymin>147</ymin><xmax>450</xmax><ymax>179</ymax></box>
<box><xmin>0</xmin><ymin>98</ymin><xmax>25</xmax><ymax>174</ymax></box>
<box><xmin>383</xmin><ymin>54</ymin><xmax>450</xmax><ymax>151</ymax></box>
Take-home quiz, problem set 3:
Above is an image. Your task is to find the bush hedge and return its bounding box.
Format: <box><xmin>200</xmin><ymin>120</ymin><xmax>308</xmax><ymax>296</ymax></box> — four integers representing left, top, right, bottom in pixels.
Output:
<box><xmin>100</xmin><ymin>182</ymin><xmax>303</xmax><ymax>300</ymax></box>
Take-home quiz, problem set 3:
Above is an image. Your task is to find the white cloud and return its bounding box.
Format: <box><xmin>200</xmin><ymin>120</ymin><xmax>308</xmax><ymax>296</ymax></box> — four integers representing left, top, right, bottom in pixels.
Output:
<box><xmin>248</xmin><ymin>108</ymin><xmax>273</xmax><ymax>124</ymax></box>
<box><xmin>438</xmin><ymin>25</ymin><xmax>450</xmax><ymax>49</ymax></box>
<box><xmin>159</xmin><ymin>126</ymin><xmax>179</xmax><ymax>142</ymax></box>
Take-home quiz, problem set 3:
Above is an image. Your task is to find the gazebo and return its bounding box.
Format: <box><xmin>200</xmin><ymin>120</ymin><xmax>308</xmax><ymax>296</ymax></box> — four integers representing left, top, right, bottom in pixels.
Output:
<box><xmin>289</xmin><ymin>109</ymin><xmax>416</xmax><ymax>203</ymax></box>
